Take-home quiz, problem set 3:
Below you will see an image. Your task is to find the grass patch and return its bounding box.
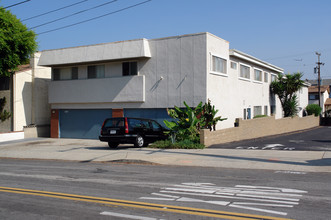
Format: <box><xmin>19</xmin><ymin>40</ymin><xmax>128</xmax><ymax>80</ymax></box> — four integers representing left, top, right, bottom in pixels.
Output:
<box><xmin>149</xmin><ymin>139</ymin><xmax>205</xmax><ymax>149</ymax></box>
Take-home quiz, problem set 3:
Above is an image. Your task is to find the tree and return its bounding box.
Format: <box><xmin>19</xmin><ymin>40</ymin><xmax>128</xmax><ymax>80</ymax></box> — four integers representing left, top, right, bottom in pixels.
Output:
<box><xmin>0</xmin><ymin>6</ymin><xmax>37</xmax><ymax>123</ymax></box>
<box><xmin>270</xmin><ymin>72</ymin><xmax>304</xmax><ymax>117</ymax></box>
<box><xmin>164</xmin><ymin>100</ymin><xmax>227</xmax><ymax>143</ymax></box>
<box><xmin>0</xmin><ymin>7</ymin><xmax>37</xmax><ymax>77</ymax></box>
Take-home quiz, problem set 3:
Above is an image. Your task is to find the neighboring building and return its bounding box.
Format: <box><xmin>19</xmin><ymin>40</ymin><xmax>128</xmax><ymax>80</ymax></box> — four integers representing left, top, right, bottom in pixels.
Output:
<box><xmin>0</xmin><ymin>74</ymin><xmax>13</xmax><ymax>133</ymax></box>
<box><xmin>308</xmin><ymin>85</ymin><xmax>330</xmax><ymax>114</ymax></box>
<box><xmin>0</xmin><ymin>52</ymin><xmax>51</xmax><ymax>133</ymax></box>
<box><xmin>38</xmin><ymin>32</ymin><xmax>308</xmax><ymax>139</ymax></box>
<box><xmin>308</xmin><ymin>78</ymin><xmax>331</xmax><ymax>88</ymax></box>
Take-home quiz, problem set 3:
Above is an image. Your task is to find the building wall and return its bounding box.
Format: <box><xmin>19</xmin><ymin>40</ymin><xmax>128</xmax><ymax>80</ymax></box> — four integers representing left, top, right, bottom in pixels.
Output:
<box><xmin>40</xmin><ymin>32</ymin><xmax>295</xmax><ymax>139</ymax></box>
<box><xmin>206</xmin><ymin>34</ymin><xmax>233</xmax><ymax>129</ymax></box>
<box><xmin>13</xmin><ymin>52</ymin><xmax>51</xmax><ymax>132</ymax></box>
<box><xmin>31</xmin><ymin>52</ymin><xmax>51</xmax><ymax>126</ymax></box>
<box><xmin>0</xmin><ymin>88</ymin><xmax>12</xmax><ymax>133</ymax></box>
<box><xmin>13</xmin><ymin>69</ymin><xmax>32</xmax><ymax>131</ymax></box>
<box><xmin>297</xmin><ymin>86</ymin><xmax>309</xmax><ymax>116</ymax></box>
<box><xmin>205</xmin><ymin>34</ymin><xmax>283</xmax><ymax>129</ymax></box>
<box><xmin>308</xmin><ymin>90</ymin><xmax>329</xmax><ymax>113</ymax></box>
<box><xmin>48</xmin><ymin>33</ymin><xmax>208</xmax><ymax>110</ymax></box>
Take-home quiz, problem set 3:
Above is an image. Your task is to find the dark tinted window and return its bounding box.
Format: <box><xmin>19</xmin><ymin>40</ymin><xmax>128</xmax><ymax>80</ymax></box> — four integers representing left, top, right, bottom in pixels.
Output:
<box><xmin>72</xmin><ymin>67</ymin><xmax>78</xmax><ymax>79</ymax></box>
<box><xmin>104</xmin><ymin>118</ymin><xmax>124</xmax><ymax>128</ymax></box>
<box><xmin>52</xmin><ymin>69</ymin><xmax>60</xmax><ymax>81</ymax></box>
<box><xmin>122</xmin><ymin>62</ymin><xmax>137</xmax><ymax>76</ymax></box>
<box><xmin>151</xmin><ymin>121</ymin><xmax>161</xmax><ymax>131</ymax></box>
<box><xmin>128</xmin><ymin>118</ymin><xmax>149</xmax><ymax>130</ymax></box>
<box><xmin>88</xmin><ymin>66</ymin><xmax>96</xmax><ymax>79</ymax></box>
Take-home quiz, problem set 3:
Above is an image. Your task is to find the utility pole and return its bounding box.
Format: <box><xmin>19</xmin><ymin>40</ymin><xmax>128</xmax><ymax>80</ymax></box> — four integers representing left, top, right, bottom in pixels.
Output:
<box><xmin>315</xmin><ymin>52</ymin><xmax>324</xmax><ymax>109</ymax></box>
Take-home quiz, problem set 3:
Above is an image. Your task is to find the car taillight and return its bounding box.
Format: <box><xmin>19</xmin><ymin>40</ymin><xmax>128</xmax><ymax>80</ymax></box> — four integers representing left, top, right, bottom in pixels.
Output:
<box><xmin>101</xmin><ymin>120</ymin><xmax>106</xmax><ymax>135</ymax></box>
<box><xmin>125</xmin><ymin>117</ymin><xmax>129</xmax><ymax>134</ymax></box>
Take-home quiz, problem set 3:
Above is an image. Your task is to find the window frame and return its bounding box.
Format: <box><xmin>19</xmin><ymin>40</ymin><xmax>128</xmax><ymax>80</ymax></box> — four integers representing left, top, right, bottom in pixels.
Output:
<box><xmin>271</xmin><ymin>73</ymin><xmax>277</xmax><ymax>82</ymax></box>
<box><xmin>230</xmin><ymin>61</ymin><xmax>237</xmax><ymax>70</ymax></box>
<box><xmin>88</xmin><ymin>65</ymin><xmax>105</xmax><ymax>79</ymax></box>
<box><xmin>253</xmin><ymin>106</ymin><xmax>262</xmax><ymax>117</ymax></box>
<box><xmin>122</xmin><ymin>61</ymin><xmax>138</xmax><ymax>76</ymax></box>
<box><xmin>52</xmin><ymin>66</ymin><xmax>79</xmax><ymax>81</ymax></box>
<box><xmin>264</xmin><ymin>71</ymin><xmax>269</xmax><ymax>83</ymax></box>
<box><xmin>239</xmin><ymin>63</ymin><xmax>251</xmax><ymax>81</ymax></box>
<box><xmin>210</xmin><ymin>53</ymin><xmax>227</xmax><ymax>77</ymax></box>
<box><xmin>253</xmin><ymin>68</ymin><xmax>263</xmax><ymax>83</ymax></box>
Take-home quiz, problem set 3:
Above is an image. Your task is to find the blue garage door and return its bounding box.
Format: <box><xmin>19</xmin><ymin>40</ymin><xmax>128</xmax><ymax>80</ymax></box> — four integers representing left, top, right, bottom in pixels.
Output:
<box><xmin>124</xmin><ymin>108</ymin><xmax>171</xmax><ymax>127</ymax></box>
<box><xmin>59</xmin><ymin>109</ymin><xmax>112</xmax><ymax>139</ymax></box>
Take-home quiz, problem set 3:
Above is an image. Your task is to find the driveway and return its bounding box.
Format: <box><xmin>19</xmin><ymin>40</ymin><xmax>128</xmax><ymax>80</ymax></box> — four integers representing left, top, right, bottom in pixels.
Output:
<box><xmin>208</xmin><ymin>126</ymin><xmax>331</xmax><ymax>151</ymax></box>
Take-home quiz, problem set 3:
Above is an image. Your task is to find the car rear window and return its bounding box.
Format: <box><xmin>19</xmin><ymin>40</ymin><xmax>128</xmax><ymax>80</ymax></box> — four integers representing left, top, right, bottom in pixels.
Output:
<box><xmin>103</xmin><ymin>118</ymin><xmax>124</xmax><ymax>128</ymax></box>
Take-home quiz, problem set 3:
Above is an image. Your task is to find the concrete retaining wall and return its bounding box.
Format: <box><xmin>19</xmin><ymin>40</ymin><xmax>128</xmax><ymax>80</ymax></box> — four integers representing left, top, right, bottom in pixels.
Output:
<box><xmin>0</xmin><ymin>131</ymin><xmax>24</xmax><ymax>143</ymax></box>
<box><xmin>24</xmin><ymin>125</ymin><xmax>50</xmax><ymax>138</ymax></box>
<box><xmin>201</xmin><ymin>115</ymin><xmax>319</xmax><ymax>147</ymax></box>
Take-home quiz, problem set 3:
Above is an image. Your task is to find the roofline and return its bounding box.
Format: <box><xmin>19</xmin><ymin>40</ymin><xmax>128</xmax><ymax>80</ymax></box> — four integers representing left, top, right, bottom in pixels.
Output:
<box><xmin>230</xmin><ymin>49</ymin><xmax>284</xmax><ymax>73</ymax></box>
<box><xmin>149</xmin><ymin>32</ymin><xmax>229</xmax><ymax>43</ymax></box>
<box><xmin>40</xmin><ymin>32</ymin><xmax>227</xmax><ymax>52</ymax></box>
<box><xmin>41</xmin><ymin>38</ymin><xmax>149</xmax><ymax>52</ymax></box>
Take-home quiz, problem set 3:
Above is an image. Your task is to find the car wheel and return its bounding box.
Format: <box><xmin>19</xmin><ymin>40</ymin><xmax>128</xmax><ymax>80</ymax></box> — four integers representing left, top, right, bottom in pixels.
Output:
<box><xmin>134</xmin><ymin>135</ymin><xmax>145</xmax><ymax>147</ymax></box>
<box><xmin>108</xmin><ymin>142</ymin><xmax>119</xmax><ymax>148</ymax></box>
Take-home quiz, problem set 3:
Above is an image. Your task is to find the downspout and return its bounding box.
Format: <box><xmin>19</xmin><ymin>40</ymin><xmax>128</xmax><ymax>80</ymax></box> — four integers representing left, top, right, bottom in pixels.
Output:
<box><xmin>31</xmin><ymin>54</ymin><xmax>36</xmax><ymax>125</ymax></box>
<box><xmin>12</xmin><ymin>73</ymin><xmax>16</xmax><ymax>131</ymax></box>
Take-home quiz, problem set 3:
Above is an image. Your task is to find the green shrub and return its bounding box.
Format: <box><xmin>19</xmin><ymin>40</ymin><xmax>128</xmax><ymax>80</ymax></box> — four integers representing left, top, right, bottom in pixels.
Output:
<box><xmin>306</xmin><ymin>104</ymin><xmax>322</xmax><ymax>116</ymax></box>
<box><xmin>149</xmin><ymin>139</ymin><xmax>205</xmax><ymax>149</ymax></box>
<box><xmin>253</xmin><ymin>115</ymin><xmax>267</xmax><ymax>119</ymax></box>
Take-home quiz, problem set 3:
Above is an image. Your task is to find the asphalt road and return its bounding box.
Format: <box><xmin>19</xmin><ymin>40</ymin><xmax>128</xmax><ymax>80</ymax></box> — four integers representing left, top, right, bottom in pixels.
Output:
<box><xmin>0</xmin><ymin>159</ymin><xmax>330</xmax><ymax>220</ymax></box>
<box><xmin>209</xmin><ymin>126</ymin><xmax>331</xmax><ymax>151</ymax></box>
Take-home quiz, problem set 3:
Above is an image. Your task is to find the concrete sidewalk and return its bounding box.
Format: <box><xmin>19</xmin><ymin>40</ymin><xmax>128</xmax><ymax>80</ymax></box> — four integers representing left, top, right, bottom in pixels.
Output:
<box><xmin>0</xmin><ymin>138</ymin><xmax>330</xmax><ymax>173</ymax></box>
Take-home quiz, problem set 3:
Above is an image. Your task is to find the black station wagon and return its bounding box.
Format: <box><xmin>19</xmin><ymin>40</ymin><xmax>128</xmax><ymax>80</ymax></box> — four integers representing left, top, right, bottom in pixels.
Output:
<box><xmin>99</xmin><ymin>117</ymin><xmax>168</xmax><ymax>148</ymax></box>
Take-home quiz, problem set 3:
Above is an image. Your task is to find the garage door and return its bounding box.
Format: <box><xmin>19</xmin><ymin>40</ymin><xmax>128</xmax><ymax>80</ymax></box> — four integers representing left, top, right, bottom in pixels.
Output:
<box><xmin>59</xmin><ymin>109</ymin><xmax>112</xmax><ymax>139</ymax></box>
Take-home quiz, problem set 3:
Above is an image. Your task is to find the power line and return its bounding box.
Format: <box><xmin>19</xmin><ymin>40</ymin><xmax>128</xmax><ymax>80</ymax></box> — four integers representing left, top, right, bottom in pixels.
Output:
<box><xmin>22</xmin><ymin>0</ymin><xmax>88</xmax><ymax>22</ymax></box>
<box><xmin>30</xmin><ymin>0</ymin><xmax>118</xmax><ymax>29</ymax></box>
<box><xmin>37</xmin><ymin>0</ymin><xmax>152</xmax><ymax>35</ymax></box>
<box><xmin>4</xmin><ymin>0</ymin><xmax>31</xmax><ymax>9</ymax></box>
<box><xmin>264</xmin><ymin>48</ymin><xmax>331</xmax><ymax>61</ymax></box>
<box><xmin>264</xmin><ymin>51</ymin><xmax>314</xmax><ymax>61</ymax></box>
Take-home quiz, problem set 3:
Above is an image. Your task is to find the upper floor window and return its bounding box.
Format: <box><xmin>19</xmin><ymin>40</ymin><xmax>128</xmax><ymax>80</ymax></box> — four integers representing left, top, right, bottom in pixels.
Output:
<box><xmin>230</xmin><ymin>61</ymin><xmax>237</xmax><ymax>70</ymax></box>
<box><xmin>71</xmin><ymin>67</ymin><xmax>78</xmax><ymax>80</ymax></box>
<box><xmin>52</xmin><ymin>67</ymin><xmax>78</xmax><ymax>81</ymax></box>
<box><xmin>309</xmin><ymin>94</ymin><xmax>319</xmax><ymax>100</ymax></box>
<box><xmin>88</xmin><ymin>65</ymin><xmax>105</xmax><ymax>79</ymax></box>
<box><xmin>122</xmin><ymin>62</ymin><xmax>137</xmax><ymax>76</ymax></box>
<box><xmin>264</xmin><ymin>72</ymin><xmax>269</xmax><ymax>83</ymax></box>
<box><xmin>240</xmin><ymin>64</ymin><xmax>250</xmax><ymax>79</ymax></box>
<box><xmin>271</xmin><ymin>74</ymin><xmax>277</xmax><ymax>82</ymax></box>
<box><xmin>211</xmin><ymin>55</ymin><xmax>227</xmax><ymax>74</ymax></box>
<box><xmin>254</xmin><ymin>69</ymin><xmax>262</xmax><ymax>82</ymax></box>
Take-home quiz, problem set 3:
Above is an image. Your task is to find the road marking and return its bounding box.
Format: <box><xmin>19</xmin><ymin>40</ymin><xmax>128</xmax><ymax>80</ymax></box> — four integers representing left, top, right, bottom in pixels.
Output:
<box><xmin>100</xmin><ymin>211</ymin><xmax>159</xmax><ymax>220</ymax></box>
<box><xmin>289</xmin><ymin>140</ymin><xmax>304</xmax><ymax>143</ymax></box>
<box><xmin>236</xmin><ymin>144</ymin><xmax>294</xmax><ymax>150</ymax></box>
<box><xmin>0</xmin><ymin>186</ymin><xmax>291</xmax><ymax>220</ymax></box>
<box><xmin>262</xmin><ymin>144</ymin><xmax>284</xmax><ymax>150</ymax></box>
<box><xmin>140</xmin><ymin>183</ymin><xmax>306</xmax><ymax>216</ymax></box>
<box><xmin>274</xmin><ymin>171</ymin><xmax>307</xmax><ymax>175</ymax></box>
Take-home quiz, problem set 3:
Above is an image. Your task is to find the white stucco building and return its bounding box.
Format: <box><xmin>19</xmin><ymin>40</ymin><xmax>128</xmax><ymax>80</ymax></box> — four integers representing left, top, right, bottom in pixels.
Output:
<box><xmin>38</xmin><ymin>32</ymin><xmax>308</xmax><ymax>139</ymax></box>
<box><xmin>308</xmin><ymin>85</ymin><xmax>330</xmax><ymax>114</ymax></box>
<box><xmin>0</xmin><ymin>52</ymin><xmax>51</xmax><ymax>134</ymax></box>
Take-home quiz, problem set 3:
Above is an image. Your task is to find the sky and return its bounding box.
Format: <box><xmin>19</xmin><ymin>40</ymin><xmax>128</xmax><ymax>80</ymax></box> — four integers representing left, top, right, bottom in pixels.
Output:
<box><xmin>1</xmin><ymin>0</ymin><xmax>331</xmax><ymax>80</ymax></box>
